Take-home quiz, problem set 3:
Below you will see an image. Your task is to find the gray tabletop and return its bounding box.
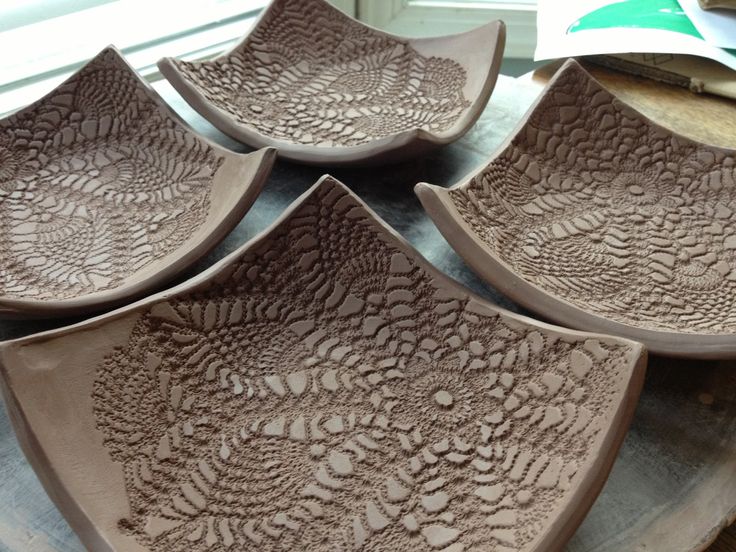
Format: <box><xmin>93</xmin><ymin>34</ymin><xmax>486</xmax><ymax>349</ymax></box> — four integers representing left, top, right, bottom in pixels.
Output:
<box><xmin>1</xmin><ymin>74</ymin><xmax>735</xmax><ymax>552</ymax></box>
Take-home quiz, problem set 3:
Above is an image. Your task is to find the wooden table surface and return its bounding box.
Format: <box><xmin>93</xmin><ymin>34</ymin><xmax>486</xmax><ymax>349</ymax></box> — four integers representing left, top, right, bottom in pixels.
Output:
<box><xmin>523</xmin><ymin>59</ymin><xmax>736</xmax><ymax>552</ymax></box>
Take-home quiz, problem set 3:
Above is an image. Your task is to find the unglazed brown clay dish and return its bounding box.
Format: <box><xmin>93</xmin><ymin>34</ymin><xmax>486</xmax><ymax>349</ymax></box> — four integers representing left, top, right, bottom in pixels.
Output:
<box><xmin>417</xmin><ymin>59</ymin><xmax>736</xmax><ymax>359</ymax></box>
<box><xmin>158</xmin><ymin>0</ymin><xmax>505</xmax><ymax>166</ymax></box>
<box><xmin>0</xmin><ymin>46</ymin><xmax>276</xmax><ymax>319</ymax></box>
<box><xmin>0</xmin><ymin>177</ymin><xmax>646</xmax><ymax>552</ymax></box>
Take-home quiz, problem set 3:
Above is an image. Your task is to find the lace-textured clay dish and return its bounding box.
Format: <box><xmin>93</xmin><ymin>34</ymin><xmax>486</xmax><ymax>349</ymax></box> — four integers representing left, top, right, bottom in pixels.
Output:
<box><xmin>0</xmin><ymin>176</ymin><xmax>646</xmax><ymax>552</ymax></box>
<box><xmin>417</xmin><ymin>59</ymin><xmax>736</xmax><ymax>359</ymax></box>
<box><xmin>157</xmin><ymin>0</ymin><xmax>505</xmax><ymax>166</ymax></box>
<box><xmin>0</xmin><ymin>47</ymin><xmax>276</xmax><ymax>319</ymax></box>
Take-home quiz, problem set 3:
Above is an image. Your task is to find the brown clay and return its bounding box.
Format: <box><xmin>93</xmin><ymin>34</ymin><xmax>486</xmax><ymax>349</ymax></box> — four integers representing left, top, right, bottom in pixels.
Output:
<box><xmin>417</xmin><ymin>59</ymin><xmax>736</xmax><ymax>359</ymax></box>
<box><xmin>158</xmin><ymin>0</ymin><xmax>505</xmax><ymax>166</ymax></box>
<box><xmin>0</xmin><ymin>176</ymin><xmax>646</xmax><ymax>552</ymax></box>
<box><xmin>0</xmin><ymin>46</ymin><xmax>276</xmax><ymax>319</ymax></box>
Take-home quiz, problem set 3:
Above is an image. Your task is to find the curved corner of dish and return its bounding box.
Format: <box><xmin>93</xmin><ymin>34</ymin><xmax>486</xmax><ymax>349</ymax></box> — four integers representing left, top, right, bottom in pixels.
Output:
<box><xmin>96</xmin><ymin>45</ymin><xmax>146</xmax><ymax>79</ymax></box>
<box><xmin>224</xmin><ymin>145</ymin><xmax>277</xmax><ymax>196</ymax></box>
<box><xmin>491</xmin><ymin>19</ymin><xmax>507</xmax><ymax>74</ymax></box>
<box><xmin>409</xmin><ymin>126</ymin><xmax>445</xmax><ymax>147</ymax></box>
<box><xmin>493</xmin><ymin>18</ymin><xmax>507</xmax><ymax>38</ymax></box>
<box><xmin>482</xmin><ymin>18</ymin><xmax>506</xmax><ymax>55</ymax></box>
<box><xmin>437</xmin><ymin>25</ymin><xmax>507</xmax><ymax>145</ymax></box>
<box><xmin>315</xmin><ymin>173</ymin><xmax>348</xmax><ymax>191</ymax></box>
<box><xmin>437</xmin><ymin>17</ymin><xmax>504</xmax><ymax>47</ymax></box>
<box><xmin>480</xmin><ymin>18</ymin><xmax>505</xmax><ymax>33</ymax></box>
<box><xmin>157</xmin><ymin>55</ymin><xmax>182</xmax><ymax>81</ymax></box>
<box><xmin>462</xmin><ymin>18</ymin><xmax>506</xmax><ymax>66</ymax></box>
<box><xmin>246</xmin><ymin>145</ymin><xmax>278</xmax><ymax>168</ymax></box>
<box><xmin>628</xmin><ymin>339</ymin><xmax>649</xmax><ymax>381</ymax></box>
<box><xmin>610</xmin><ymin>336</ymin><xmax>648</xmax><ymax>400</ymax></box>
<box><xmin>157</xmin><ymin>55</ymin><xmax>202</xmax><ymax>93</ymax></box>
<box><xmin>554</xmin><ymin>57</ymin><xmax>588</xmax><ymax>80</ymax></box>
<box><xmin>415</xmin><ymin>181</ymin><xmax>452</xmax><ymax>214</ymax></box>
<box><xmin>100</xmin><ymin>43</ymin><xmax>124</xmax><ymax>58</ymax></box>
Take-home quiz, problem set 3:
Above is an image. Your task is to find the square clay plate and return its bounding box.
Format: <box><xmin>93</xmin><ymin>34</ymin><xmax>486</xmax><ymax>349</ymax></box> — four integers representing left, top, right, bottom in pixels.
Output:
<box><xmin>158</xmin><ymin>0</ymin><xmax>505</xmax><ymax>166</ymax></box>
<box><xmin>417</xmin><ymin>59</ymin><xmax>736</xmax><ymax>359</ymax></box>
<box><xmin>0</xmin><ymin>46</ymin><xmax>275</xmax><ymax>319</ymax></box>
<box><xmin>0</xmin><ymin>176</ymin><xmax>646</xmax><ymax>551</ymax></box>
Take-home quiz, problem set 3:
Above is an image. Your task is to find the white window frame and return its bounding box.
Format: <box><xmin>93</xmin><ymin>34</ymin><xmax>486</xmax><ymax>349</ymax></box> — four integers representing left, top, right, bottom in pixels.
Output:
<box><xmin>0</xmin><ymin>0</ymin><xmax>533</xmax><ymax>116</ymax></box>
<box><xmin>356</xmin><ymin>0</ymin><xmax>536</xmax><ymax>59</ymax></box>
<box><xmin>0</xmin><ymin>0</ymin><xmax>269</xmax><ymax>116</ymax></box>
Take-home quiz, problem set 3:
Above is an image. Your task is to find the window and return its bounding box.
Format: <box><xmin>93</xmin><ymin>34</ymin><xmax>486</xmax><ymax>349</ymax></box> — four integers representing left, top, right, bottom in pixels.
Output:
<box><xmin>356</xmin><ymin>0</ymin><xmax>537</xmax><ymax>59</ymax></box>
<box><xmin>0</xmin><ymin>0</ymin><xmax>267</xmax><ymax>115</ymax></box>
<box><xmin>0</xmin><ymin>0</ymin><xmax>535</xmax><ymax>115</ymax></box>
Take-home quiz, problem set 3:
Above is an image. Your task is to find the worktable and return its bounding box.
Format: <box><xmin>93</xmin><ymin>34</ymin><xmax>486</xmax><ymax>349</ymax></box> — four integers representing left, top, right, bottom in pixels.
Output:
<box><xmin>1</xmin><ymin>62</ymin><xmax>736</xmax><ymax>551</ymax></box>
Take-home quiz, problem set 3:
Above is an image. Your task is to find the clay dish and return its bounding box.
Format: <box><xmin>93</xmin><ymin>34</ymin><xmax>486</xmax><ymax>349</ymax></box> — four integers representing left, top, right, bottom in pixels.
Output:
<box><xmin>0</xmin><ymin>46</ymin><xmax>276</xmax><ymax>319</ymax></box>
<box><xmin>158</xmin><ymin>0</ymin><xmax>505</xmax><ymax>166</ymax></box>
<box><xmin>416</xmin><ymin>59</ymin><xmax>736</xmax><ymax>359</ymax></box>
<box><xmin>0</xmin><ymin>176</ymin><xmax>645</xmax><ymax>552</ymax></box>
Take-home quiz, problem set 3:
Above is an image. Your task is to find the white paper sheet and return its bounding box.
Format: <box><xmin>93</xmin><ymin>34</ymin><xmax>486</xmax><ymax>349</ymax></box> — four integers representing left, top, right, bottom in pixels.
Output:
<box><xmin>679</xmin><ymin>0</ymin><xmax>736</xmax><ymax>49</ymax></box>
<box><xmin>535</xmin><ymin>0</ymin><xmax>736</xmax><ymax>71</ymax></box>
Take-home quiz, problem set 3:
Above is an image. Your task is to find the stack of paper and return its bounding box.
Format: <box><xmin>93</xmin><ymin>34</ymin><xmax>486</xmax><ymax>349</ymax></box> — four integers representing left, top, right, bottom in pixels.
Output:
<box><xmin>535</xmin><ymin>0</ymin><xmax>736</xmax><ymax>99</ymax></box>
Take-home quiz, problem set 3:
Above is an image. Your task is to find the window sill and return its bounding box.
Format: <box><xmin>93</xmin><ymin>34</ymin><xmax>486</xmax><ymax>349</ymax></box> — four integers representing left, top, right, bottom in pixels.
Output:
<box><xmin>0</xmin><ymin>0</ymin><xmax>267</xmax><ymax>117</ymax></box>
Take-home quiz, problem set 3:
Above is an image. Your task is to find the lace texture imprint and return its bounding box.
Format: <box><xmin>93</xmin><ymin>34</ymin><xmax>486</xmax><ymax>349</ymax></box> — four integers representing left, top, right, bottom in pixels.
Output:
<box><xmin>0</xmin><ymin>49</ymin><xmax>222</xmax><ymax>301</ymax></box>
<box><xmin>451</xmin><ymin>62</ymin><xmax>736</xmax><ymax>334</ymax></box>
<box><xmin>94</xmin><ymin>180</ymin><xmax>637</xmax><ymax>551</ymax></box>
<box><xmin>171</xmin><ymin>0</ymin><xmax>471</xmax><ymax>147</ymax></box>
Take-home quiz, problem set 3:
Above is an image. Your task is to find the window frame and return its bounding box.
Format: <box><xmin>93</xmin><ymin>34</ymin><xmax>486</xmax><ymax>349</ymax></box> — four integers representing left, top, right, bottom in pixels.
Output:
<box><xmin>0</xmin><ymin>0</ymin><xmax>535</xmax><ymax>116</ymax></box>
<box><xmin>0</xmin><ymin>0</ymin><xmax>268</xmax><ymax>116</ymax></box>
